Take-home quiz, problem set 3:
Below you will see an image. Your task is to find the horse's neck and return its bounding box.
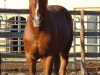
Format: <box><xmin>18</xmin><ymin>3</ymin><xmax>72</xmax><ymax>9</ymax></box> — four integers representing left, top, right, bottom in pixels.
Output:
<box><xmin>29</xmin><ymin>0</ymin><xmax>36</xmax><ymax>16</ymax></box>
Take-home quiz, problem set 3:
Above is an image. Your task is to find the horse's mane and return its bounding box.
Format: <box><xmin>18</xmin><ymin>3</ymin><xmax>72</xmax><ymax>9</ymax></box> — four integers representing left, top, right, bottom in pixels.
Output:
<box><xmin>38</xmin><ymin>0</ymin><xmax>48</xmax><ymax>27</ymax></box>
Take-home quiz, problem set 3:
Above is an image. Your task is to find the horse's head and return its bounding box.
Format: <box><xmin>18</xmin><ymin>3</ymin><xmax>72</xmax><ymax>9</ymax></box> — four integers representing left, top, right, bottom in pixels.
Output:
<box><xmin>29</xmin><ymin>0</ymin><xmax>48</xmax><ymax>27</ymax></box>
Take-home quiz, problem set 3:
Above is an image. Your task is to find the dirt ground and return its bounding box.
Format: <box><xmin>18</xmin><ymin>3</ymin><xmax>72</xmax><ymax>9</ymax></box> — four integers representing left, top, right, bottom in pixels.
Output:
<box><xmin>1</xmin><ymin>61</ymin><xmax>100</xmax><ymax>75</ymax></box>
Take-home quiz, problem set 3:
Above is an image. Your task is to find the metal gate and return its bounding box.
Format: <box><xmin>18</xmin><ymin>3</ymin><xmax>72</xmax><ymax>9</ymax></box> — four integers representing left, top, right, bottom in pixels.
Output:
<box><xmin>0</xmin><ymin>9</ymin><xmax>100</xmax><ymax>71</ymax></box>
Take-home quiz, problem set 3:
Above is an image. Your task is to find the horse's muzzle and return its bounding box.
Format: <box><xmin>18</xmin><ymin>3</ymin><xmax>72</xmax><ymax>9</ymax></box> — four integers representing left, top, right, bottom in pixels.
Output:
<box><xmin>32</xmin><ymin>15</ymin><xmax>41</xmax><ymax>27</ymax></box>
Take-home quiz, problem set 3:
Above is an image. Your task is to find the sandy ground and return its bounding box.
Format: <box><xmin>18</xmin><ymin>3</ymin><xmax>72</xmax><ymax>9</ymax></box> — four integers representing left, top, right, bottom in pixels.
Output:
<box><xmin>1</xmin><ymin>61</ymin><xmax>100</xmax><ymax>75</ymax></box>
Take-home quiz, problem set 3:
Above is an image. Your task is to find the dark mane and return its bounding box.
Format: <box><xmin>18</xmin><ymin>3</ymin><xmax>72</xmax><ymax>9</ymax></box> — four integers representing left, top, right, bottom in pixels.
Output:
<box><xmin>39</xmin><ymin>0</ymin><xmax>47</xmax><ymax>18</ymax></box>
<box><xmin>38</xmin><ymin>0</ymin><xmax>48</xmax><ymax>28</ymax></box>
<box><xmin>39</xmin><ymin>0</ymin><xmax>48</xmax><ymax>12</ymax></box>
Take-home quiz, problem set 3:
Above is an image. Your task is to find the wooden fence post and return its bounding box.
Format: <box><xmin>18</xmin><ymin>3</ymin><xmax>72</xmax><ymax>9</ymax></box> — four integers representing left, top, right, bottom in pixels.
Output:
<box><xmin>80</xmin><ymin>10</ymin><xmax>85</xmax><ymax>75</ymax></box>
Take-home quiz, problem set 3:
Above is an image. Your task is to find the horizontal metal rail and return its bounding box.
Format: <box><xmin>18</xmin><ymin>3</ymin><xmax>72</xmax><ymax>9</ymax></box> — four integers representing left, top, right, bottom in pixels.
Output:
<box><xmin>75</xmin><ymin>44</ymin><xmax>100</xmax><ymax>46</ymax></box>
<box><xmin>1</xmin><ymin>59</ymin><xmax>100</xmax><ymax>63</ymax></box>
<box><xmin>0</xmin><ymin>45</ymin><xmax>23</xmax><ymax>47</ymax></box>
<box><xmin>1</xmin><ymin>61</ymin><xmax>26</xmax><ymax>63</ymax></box>
<box><xmin>1</xmin><ymin>53</ymin><xmax>25</xmax><ymax>58</ymax></box>
<box><xmin>0</xmin><ymin>9</ymin><xmax>100</xmax><ymax>15</ymax></box>
<box><xmin>1</xmin><ymin>20</ymin><xmax>100</xmax><ymax>23</ymax></box>
<box><xmin>0</xmin><ymin>53</ymin><xmax>100</xmax><ymax>58</ymax></box>
<box><xmin>0</xmin><ymin>20</ymin><xmax>26</xmax><ymax>22</ymax></box>
<box><xmin>75</xmin><ymin>21</ymin><xmax>100</xmax><ymax>23</ymax></box>
<box><xmin>74</xmin><ymin>32</ymin><xmax>100</xmax><ymax>36</ymax></box>
<box><xmin>0</xmin><ymin>28</ymin><xmax>24</xmax><ymax>31</ymax></box>
<box><xmin>0</xmin><ymin>32</ymin><xmax>22</xmax><ymax>38</ymax></box>
<box><xmin>0</xmin><ymin>32</ymin><xmax>100</xmax><ymax>38</ymax></box>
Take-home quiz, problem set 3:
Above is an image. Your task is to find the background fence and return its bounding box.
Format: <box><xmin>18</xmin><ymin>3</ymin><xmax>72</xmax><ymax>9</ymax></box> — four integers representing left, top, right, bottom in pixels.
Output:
<box><xmin>0</xmin><ymin>9</ymin><xmax>100</xmax><ymax>72</ymax></box>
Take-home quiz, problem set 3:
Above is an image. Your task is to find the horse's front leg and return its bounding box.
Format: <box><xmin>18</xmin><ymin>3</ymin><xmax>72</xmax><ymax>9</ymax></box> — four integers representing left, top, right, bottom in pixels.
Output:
<box><xmin>43</xmin><ymin>56</ymin><xmax>53</xmax><ymax>75</ymax></box>
<box><xmin>25</xmin><ymin>52</ymin><xmax>37</xmax><ymax>75</ymax></box>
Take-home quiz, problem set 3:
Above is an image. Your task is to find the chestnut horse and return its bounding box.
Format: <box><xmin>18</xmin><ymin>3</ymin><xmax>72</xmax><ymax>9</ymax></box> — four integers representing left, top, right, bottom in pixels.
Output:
<box><xmin>23</xmin><ymin>0</ymin><xmax>73</xmax><ymax>75</ymax></box>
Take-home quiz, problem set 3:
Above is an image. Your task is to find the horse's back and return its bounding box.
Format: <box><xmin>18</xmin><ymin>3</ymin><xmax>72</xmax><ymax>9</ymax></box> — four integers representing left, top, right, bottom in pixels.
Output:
<box><xmin>47</xmin><ymin>5</ymin><xmax>73</xmax><ymax>34</ymax></box>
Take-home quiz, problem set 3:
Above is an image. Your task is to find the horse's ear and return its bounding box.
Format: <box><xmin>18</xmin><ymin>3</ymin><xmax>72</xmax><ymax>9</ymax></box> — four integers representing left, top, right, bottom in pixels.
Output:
<box><xmin>29</xmin><ymin>0</ymin><xmax>35</xmax><ymax>9</ymax></box>
<box><xmin>44</xmin><ymin>0</ymin><xmax>48</xmax><ymax>8</ymax></box>
<box><xmin>39</xmin><ymin>0</ymin><xmax>48</xmax><ymax>10</ymax></box>
<box><xmin>29</xmin><ymin>0</ymin><xmax>37</xmax><ymax>16</ymax></box>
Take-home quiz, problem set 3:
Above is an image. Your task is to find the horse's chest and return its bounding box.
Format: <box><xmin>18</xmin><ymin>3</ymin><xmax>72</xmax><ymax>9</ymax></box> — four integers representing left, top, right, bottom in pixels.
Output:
<box><xmin>38</xmin><ymin>32</ymin><xmax>51</xmax><ymax>48</ymax></box>
<box><xmin>30</xmin><ymin>32</ymin><xmax>51</xmax><ymax>55</ymax></box>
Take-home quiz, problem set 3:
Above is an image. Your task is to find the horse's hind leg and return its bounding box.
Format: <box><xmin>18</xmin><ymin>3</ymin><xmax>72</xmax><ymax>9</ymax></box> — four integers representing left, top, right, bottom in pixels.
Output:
<box><xmin>25</xmin><ymin>53</ymin><xmax>37</xmax><ymax>75</ymax></box>
<box><xmin>53</xmin><ymin>54</ymin><xmax>60</xmax><ymax>75</ymax></box>
<box><xmin>59</xmin><ymin>51</ymin><xmax>69</xmax><ymax>75</ymax></box>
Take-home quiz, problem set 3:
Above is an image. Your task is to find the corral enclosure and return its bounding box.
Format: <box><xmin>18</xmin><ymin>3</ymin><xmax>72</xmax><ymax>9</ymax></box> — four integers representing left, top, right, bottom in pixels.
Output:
<box><xmin>0</xmin><ymin>8</ymin><xmax>100</xmax><ymax>75</ymax></box>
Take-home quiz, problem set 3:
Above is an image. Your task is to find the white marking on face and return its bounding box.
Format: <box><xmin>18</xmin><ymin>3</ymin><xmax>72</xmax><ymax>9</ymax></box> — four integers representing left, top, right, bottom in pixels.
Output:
<box><xmin>32</xmin><ymin>15</ymin><xmax>40</xmax><ymax>27</ymax></box>
<box><xmin>32</xmin><ymin>3</ymin><xmax>39</xmax><ymax>27</ymax></box>
<box><xmin>35</xmin><ymin>3</ymin><xmax>39</xmax><ymax>17</ymax></box>
<box><xmin>32</xmin><ymin>2</ymin><xmax>41</xmax><ymax>27</ymax></box>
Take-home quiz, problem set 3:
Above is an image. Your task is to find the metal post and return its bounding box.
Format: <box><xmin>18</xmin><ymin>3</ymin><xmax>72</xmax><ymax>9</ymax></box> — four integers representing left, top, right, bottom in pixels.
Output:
<box><xmin>0</xmin><ymin>17</ymin><xmax>3</xmax><ymax>75</ymax></box>
<box><xmin>18</xmin><ymin>15</ymin><xmax>21</xmax><ymax>53</ymax></box>
<box><xmin>0</xmin><ymin>52</ymin><xmax>1</xmax><ymax>75</ymax></box>
<box><xmin>80</xmin><ymin>10</ymin><xmax>85</xmax><ymax>75</ymax></box>
<box><xmin>72</xmin><ymin>15</ymin><xmax>76</xmax><ymax>70</ymax></box>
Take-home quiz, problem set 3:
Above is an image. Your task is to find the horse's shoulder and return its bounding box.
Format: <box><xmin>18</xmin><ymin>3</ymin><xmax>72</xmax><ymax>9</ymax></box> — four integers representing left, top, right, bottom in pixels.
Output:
<box><xmin>47</xmin><ymin>5</ymin><xmax>66</xmax><ymax>12</ymax></box>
